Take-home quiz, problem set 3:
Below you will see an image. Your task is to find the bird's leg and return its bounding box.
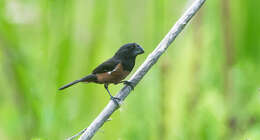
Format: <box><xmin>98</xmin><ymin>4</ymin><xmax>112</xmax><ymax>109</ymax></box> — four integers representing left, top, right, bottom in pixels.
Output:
<box><xmin>104</xmin><ymin>84</ymin><xmax>121</xmax><ymax>105</ymax></box>
<box><xmin>117</xmin><ymin>81</ymin><xmax>135</xmax><ymax>90</ymax></box>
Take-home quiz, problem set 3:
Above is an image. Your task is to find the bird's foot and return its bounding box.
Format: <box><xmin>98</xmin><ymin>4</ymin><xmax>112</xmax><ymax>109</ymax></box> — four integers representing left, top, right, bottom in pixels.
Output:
<box><xmin>110</xmin><ymin>96</ymin><xmax>121</xmax><ymax>106</ymax></box>
<box><xmin>123</xmin><ymin>81</ymin><xmax>135</xmax><ymax>90</ymax></box>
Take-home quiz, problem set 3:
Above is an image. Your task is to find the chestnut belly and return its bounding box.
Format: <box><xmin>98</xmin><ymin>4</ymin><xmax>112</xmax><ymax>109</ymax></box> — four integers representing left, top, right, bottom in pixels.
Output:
<box><xmin>96</xmin><ymin>70</ymin><xmax>130</xmax><ymax>84</ymax></box>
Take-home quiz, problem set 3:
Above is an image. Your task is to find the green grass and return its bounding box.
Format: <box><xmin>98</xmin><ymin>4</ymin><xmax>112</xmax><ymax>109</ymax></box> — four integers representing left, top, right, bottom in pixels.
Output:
<box><xmin>0</xmin><ymin>0</ymin><xmax>259</xmax><ymax>139</ymax></box>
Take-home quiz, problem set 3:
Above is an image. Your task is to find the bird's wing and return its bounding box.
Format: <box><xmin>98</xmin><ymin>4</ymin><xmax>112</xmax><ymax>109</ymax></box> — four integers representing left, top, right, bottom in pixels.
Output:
<box><xmin>92</xmin><ymin>58</ymin><xmax>121</xmax><ymax>74</ymax></box>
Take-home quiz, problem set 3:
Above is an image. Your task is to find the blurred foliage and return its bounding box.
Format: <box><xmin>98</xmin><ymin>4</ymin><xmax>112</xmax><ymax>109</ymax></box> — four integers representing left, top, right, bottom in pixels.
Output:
<box><xmin>0</xmin><ymin>0</ymin><xmax>260</xmax><ymax>140</ymax></box>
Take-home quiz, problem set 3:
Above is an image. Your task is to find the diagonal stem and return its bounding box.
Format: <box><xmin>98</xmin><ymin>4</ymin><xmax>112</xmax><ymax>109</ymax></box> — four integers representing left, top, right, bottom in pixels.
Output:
<box><xmin>67</xmin><ymin>0</ymin><xmax>206</xmax><ymax>139</ymax></box>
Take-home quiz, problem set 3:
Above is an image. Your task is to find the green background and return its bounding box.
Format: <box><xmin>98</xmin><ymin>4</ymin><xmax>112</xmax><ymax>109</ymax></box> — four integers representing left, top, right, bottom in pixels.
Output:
<box><xmin>0</xmin><ymin>0</ymin><xmax>259</xmax><ymax>139</ymax></box>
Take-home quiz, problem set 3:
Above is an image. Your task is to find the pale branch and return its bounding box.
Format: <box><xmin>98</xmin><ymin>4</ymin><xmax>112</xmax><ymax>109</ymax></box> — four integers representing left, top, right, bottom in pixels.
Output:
<box><xmin>66</xmin><ymin>128</ymin><xmax>87</xmax><ymax>140</ymax></box>
<box><xmin>68</xmin><ymin>0</ymin><xmax>206</xmax><ymax>139</ymax></box>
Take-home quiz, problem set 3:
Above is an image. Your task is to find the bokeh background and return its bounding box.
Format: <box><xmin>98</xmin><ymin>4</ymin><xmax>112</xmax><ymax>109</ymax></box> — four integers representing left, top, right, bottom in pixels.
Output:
<box><xmin>0</xmin><ymin>0</ymin><xmax>260</xmax><ymax>139</ymax></box>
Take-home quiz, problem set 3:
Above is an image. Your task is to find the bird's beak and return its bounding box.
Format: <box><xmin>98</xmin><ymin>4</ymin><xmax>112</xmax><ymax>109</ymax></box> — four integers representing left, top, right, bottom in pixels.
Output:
<box><xmin>134</xmin><ymin>45</ymin><xmax>145</xmax><ymax>55</ymax></box>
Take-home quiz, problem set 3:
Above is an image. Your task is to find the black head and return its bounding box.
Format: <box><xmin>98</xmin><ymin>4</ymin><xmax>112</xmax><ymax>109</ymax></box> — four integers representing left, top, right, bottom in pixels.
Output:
<box><xmin>114</xmin><ymin>43</ymin><xmax>144</xmax><ymax>59</ymax></box>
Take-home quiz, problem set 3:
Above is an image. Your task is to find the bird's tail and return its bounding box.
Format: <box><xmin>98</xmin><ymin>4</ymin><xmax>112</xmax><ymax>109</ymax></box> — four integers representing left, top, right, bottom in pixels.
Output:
<box><xmin>59</xmin><ymin>74</ymin><xmax>97</xmax><ymax>90</ymax></box>
<box><xmin>59</xmin><ymin>80</ymin><xmax>81</xmax><ymax>90</ymax></box>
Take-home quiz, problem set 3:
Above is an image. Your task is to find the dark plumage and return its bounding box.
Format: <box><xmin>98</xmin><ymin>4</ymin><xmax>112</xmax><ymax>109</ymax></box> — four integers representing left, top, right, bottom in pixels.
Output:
<box><xmin>59</xmin><ymin>43</ymin><xmax>144</xmax><ymax>104</ymax></box>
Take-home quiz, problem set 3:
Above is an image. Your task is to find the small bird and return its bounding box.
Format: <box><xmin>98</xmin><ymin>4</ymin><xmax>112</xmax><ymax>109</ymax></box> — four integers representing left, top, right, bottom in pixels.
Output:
<box><xmin>59</xmin><ymin>43</ymin><xmax>144</xmax><ymax>104</ymax></box>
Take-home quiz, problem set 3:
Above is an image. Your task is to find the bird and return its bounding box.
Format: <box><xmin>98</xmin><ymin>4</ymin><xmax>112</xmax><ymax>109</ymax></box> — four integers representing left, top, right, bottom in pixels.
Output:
<box><xmin>59</xmin><ymin>43</ymin><xmax>144</xmax><ymax>104</ymax></box>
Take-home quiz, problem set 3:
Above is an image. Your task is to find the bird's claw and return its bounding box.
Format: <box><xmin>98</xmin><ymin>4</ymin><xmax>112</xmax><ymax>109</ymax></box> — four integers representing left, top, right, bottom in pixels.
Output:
<box><xmin>110</xmin><ymin>96</ymin><xmax>121</xmax><ymax>106</ymax></box>
<box><xmin>123</xmin><ymin>81</ymin><xmax>135</xmax><ymax>90</ymax></box>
